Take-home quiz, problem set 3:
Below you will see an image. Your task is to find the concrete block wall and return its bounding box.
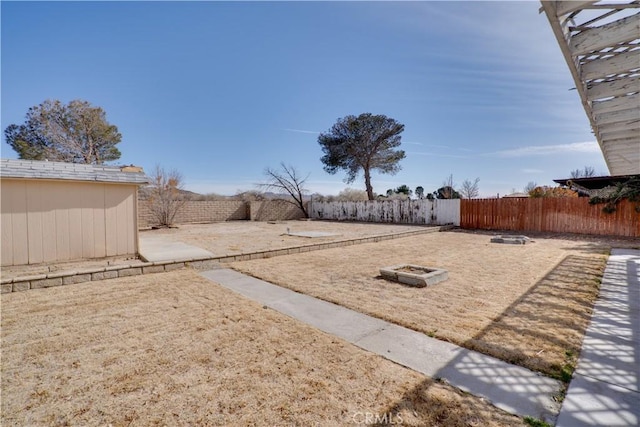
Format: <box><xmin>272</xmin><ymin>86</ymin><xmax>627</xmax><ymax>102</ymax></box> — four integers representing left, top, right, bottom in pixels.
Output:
<box><xmin>249</xmin><ymin>200</ymin><xmax>307</xmax><ymax>221</ymax></box>
<box><xmin>139</xmin><ymin>200</ymin><xmax>248</xmax><ymax>227</ymax></box>
<box><xmin>138</xmin><ymin>199</ymin><xmax>307</xmax><ymax>227</ymax></box>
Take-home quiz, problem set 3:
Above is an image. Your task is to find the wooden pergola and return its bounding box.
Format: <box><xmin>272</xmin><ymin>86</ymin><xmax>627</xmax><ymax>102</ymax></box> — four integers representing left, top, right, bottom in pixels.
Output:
<box><xmin>540</xmin><ymin>1</ymin><xmax>639</xmax><ymax>175</ymax></box>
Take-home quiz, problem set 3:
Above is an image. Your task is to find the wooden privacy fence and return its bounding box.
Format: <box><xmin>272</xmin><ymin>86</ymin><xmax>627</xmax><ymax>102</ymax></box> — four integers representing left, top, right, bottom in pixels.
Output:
<box><xmin>310</xmin><ymin>199</ymin><xmax>460</xmax><ymax>226</ymax></box>
<box><xmin>461</xmin><ymin>198</ymin><xmax>639</xmax><ymax>237</ymax></box>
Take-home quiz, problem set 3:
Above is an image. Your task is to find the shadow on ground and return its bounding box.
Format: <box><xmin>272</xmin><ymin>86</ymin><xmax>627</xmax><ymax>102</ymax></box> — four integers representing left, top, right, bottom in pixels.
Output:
<box><xmin>373</xmin><ymin>253</ymin><xmax>608</xmax><ymax>426</ymax></box>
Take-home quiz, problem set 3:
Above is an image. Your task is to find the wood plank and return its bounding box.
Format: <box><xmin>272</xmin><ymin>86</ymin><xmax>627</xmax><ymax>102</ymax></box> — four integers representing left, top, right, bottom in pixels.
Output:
<box><xmin>459</xmin><ymin>197</ymin><xmax>638</xmax><ymax>237</ymax></box>
<box><xmin>581</xmin><ymin>50</ymin><xmax>639</xmax><ymax>80</ymax></box>
<box><xmin>587</xmin><ymin>75</ymin><xmax>640</xmax><ymax>101</ymax></box>
<box><xmin>26</xmin><ymin>182</ymin><xmax>43</xmax><ymax>264</ymax></box>
<box><xmin>597</xmin><ymin>119</ymin><xmax>640</xmax><ymax>134</ymax></box>
<box><xmin>570</xmin><ymin>13</ymin><xmax>640</xmax><ymax>56</ymax></box>
<box><xmin>594</xmin><ymin>107</ymin><xmax>640</xmax><ymax>125</ymax></box>
<box><xmin>592</xmin><ymin>93</ymin><xmax>640</xmax><ymax>115</ymax></box>
<box><xmin>599</xmin><ymin>128</ymin><xmax>640</xmax><ymax>140</ymax></box>
<box><xmin>555</xmin><ymin>1</ymin><xmax>598</xmax><ymax>17</ymax></box>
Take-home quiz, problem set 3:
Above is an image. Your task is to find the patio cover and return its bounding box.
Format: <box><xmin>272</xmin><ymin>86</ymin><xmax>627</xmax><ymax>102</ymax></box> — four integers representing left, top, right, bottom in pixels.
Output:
<box><xmin>540</xmin><ymin>1</ymin><xmax>639</xmax><ymax>175</ymax></box>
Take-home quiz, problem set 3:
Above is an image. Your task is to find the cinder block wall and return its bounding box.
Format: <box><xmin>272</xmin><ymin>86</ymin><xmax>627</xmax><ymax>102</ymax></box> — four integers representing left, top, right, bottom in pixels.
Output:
<box><xmin>138</xmin><ymin>199</ymin><xmax>307</xmax><ymax>227</ymax></box>
<box><xmin>139</xmin><ymin>200</ymin><xmax>248</xmax><ymax>227</ymax></box>
<box><xmin>249</xmin><ymin>200</ymin><xmax>307</xmax><ymax>221</ymax></box>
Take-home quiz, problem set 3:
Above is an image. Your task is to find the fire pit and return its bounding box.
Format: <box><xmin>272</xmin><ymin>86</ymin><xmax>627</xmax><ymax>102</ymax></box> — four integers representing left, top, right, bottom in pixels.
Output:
<box><xmin>380</xmin><ymin>264</ymin><xmax>448</xmax><ymax>288</ymax></box>
<box><xmin>490</xmin><ymin>235</ymin><xmax>533</xmax><ymax>245</ymax></box>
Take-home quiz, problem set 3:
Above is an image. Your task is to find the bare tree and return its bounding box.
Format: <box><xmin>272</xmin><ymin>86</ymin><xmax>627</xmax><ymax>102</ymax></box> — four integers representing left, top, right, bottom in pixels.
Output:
<box><xmin>259</xmin><ymin>163</ymin><xmax>310</xmax><ymax>218</ymax></box>
<box><xmin>459</xmin><ymin>177</ymin><xmax>480</xmax><ymax>199</ymax></box>
<box><xmin>570</xmin><ymin>166</ymin><xmax>596</xmax><ymax>179</ymax></box>
<box><xmin>147</xmin><ymin>165</ymin><xmax>187</xmax><ymax>227</ymax></box>
<box><xmin>524</xmin><ymin>181</ymin><xmax>538</xmax><ymax>195</ymax></box>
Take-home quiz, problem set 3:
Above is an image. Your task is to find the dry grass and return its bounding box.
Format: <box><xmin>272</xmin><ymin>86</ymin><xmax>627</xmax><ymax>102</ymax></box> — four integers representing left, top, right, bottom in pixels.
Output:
<box><xmin>1</xmin><ymin>269</ymin><xmax>525</xmax><ymax>426</ymax></box>
<box><xmin>140</xmin><ymin>220</ymin><xmax>429</xmax><ymax>256</ymax></box>
<box><xmin>230</xmin><ymin>230</ymin><xmax>609</xmax><ymax>379</ymax></box>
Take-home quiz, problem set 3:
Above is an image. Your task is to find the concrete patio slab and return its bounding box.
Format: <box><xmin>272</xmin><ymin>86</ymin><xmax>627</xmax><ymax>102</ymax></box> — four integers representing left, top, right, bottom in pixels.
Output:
<box><xmin>201</xmin><ymin>268</ymin><xmax>562</xmax><ymax>423</ymax></box>
<box><xmin>557</xmin><ymin>248</ymin><xmax>640</xmax><ymax>427</ymax></box>
<box><xmin>139</xmin><ymin>235</ymin><xmax>214</xmax><ymax>262</ymax></box>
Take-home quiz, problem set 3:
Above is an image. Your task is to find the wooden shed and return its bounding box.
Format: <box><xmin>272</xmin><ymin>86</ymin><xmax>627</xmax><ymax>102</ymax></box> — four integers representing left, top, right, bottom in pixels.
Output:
<box><xmin>1</xmin><ymin>159</ymin><xmax>149</xmax><ymax>266</ymax></box>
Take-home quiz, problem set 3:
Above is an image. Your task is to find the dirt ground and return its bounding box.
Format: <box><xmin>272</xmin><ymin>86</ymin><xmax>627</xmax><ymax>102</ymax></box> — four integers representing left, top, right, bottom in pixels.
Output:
<box><xmin>139</xmin><ymin>220</ymin><xmax>431</xmax><ymax>256</ymax></box>
<box><xmin>230</xmin><ymin>230</ymin><xmax>613</xmax><ymax>379</ymax></box>
<box><xmin>1</xmin><ymin>221</ymin><xmax>429</xmax><ymax>281</ymax></box>
<box><xmin>1</xmin><ymin>269</ymin><xmax>525</xmax><ymax>427</ymax></box>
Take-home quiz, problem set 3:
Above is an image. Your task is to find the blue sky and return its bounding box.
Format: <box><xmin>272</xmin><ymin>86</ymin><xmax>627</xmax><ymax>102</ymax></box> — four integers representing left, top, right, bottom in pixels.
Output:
<box><xmin>1</xmin><ymin>1</ymin><xmax>608</xmax><ymax>197</ymax></box>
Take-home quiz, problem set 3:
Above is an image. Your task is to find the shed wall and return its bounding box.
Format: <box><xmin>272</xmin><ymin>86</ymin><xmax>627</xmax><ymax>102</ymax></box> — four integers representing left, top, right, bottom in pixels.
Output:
<box><xmin>1</xmin><ymin>179</ymin><xmax>138</xmax><ymax>266</ymax></box>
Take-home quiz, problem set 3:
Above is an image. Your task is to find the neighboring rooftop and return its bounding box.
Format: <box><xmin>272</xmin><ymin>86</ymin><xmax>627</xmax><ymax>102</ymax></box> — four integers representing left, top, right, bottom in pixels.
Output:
<box><xmin>0</xmin><ymin>158</ymin><xmax>149</xmax><ymax>185</ymax></box>
<box><xmin>554</xmin><ymin>174</ymin><xmax>638</xmax><ymax>197</ymax></box>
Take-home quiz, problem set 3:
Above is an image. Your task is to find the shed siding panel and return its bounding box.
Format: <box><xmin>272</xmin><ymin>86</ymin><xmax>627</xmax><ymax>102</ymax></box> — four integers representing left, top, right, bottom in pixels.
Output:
<box><xmin>40</xmin><ymin>183</ymin><xmax>58</xmax><ymax>263</ymax></box>
<box><xmin>1</xmin><ymin>179</ymin><xmax>140</xmax><ymax>266</ymax></box>
<box><xmin>26</xmin><ymin>182</ymin><xmax>44</xmax><ymax>264</ymax></box>
<box><xmin>92</xmin><ymin>186</ymin><xmax>106</xmax><ymax>258</ymax></box>
<box><xmin>67</xmin><ymin>183</ymin><xmax>84</xmax><ymax>261</ymax></box>
<box><xmin>81</xmin><ymin>184</ymin><xmax>96</xmax><ymax>259</ymax></box>
<box><xmin>53</xmin><ymin>184</ymin><xmax>71</xmax><ymax>261</ymax></box>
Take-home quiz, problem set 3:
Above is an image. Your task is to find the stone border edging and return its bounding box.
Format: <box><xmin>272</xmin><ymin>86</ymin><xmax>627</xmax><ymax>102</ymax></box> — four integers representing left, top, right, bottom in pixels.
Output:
<box><xmin>1</xmin><ymin>225</ymin><xmax>452</xmax><ymax>293</ymax></box>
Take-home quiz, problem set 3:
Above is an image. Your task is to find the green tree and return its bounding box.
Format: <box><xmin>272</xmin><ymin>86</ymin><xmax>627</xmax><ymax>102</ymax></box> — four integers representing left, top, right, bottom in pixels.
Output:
<box><xmin>434</xmin><ymin>186</ymin><xmax>461</xmax><ymax>199</ymax></box>
<box><xmin>433</xmin><ymin>174</ymin><xmax>460</xmax><ymax>199</ymax></box>
<box><xmin>394</xmin><ymin>184</ymin><xmax>412</xmax><ymax>196</ymax></box>
<box><xmin>318</xmin><ymin>113</ymin><xmax>405</xmax><ymax>200</ymax></box>
<box><xmin>4</xmin><ymin>99</ymin><xmax>121</xmax><ymax>164</ymax></box>
<box><xmin>415</xmin><ymin>186</ymin><xmax>425</xmax><ymax>199</ymax></box>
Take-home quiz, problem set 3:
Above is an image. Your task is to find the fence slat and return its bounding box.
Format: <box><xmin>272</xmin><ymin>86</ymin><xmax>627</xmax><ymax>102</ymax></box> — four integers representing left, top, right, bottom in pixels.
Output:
<box><xmin>310</xmin><ymin>199</ymin><xmax>460</xmax><ymax>226</ymax></box>
<box><xmin>460</xmin><ymin>198</ymin><xmax>639</xmax><ymax>237</ymax></box>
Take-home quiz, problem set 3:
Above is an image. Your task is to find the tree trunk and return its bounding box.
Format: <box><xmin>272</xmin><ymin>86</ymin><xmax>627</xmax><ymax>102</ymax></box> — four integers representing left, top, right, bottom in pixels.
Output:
<box><xmin>364</xmin><ymin>167</ymin><xmax>374</xmax><ymax>200</ymax></box>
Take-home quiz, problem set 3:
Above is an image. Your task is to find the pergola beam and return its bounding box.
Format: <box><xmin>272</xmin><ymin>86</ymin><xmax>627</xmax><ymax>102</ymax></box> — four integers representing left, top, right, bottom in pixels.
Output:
<box><xmin>587</xmin><ymin>75</ymin><xmax>640</xmax><ymax>101</ymax></box>
<box><xmin>600</xmin><ymin>128</ymin><xmax>640</xmax><ymax>140</ymax></box>
<box><xmin>555</xmin><ymin>1</ymin><xmax>598</xmax><ymax>16</ymax></box>
<box><xmin>540</xmin><ymin>1</ymin><xmax>640</xmax><ymax>176</ymax></box>
<box><xmin>570</xmin><ymin>13</ymin><xmax>640</xmax><ymax>56</ymax></box>
<box><xmin>598</xmin><ymin>120</ymin><xmax>640</xmax><ymax>134</ymax></box>
<box><xmin>581</xmin><ymin>50</ymin><xmax>639</xmax><ymax>80</ymax></box>
<box><xmin>594</xmin><ymin>108</ymin><xmax>640</xmax><ymax>125</ymax></box>
<box><xmin>592</xmin><ymin>93</ymin><xmax>639</xmax><ymax>114</ymax></box>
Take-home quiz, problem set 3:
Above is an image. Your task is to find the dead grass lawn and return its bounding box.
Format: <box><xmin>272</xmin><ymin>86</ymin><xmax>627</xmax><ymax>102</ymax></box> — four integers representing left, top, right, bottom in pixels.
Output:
<box><xmin>1</xmin><ymin>269</ymin><xmax>524</xmax><ymax>426</ymax></box>
<box><xmin>141</xmin><ymin>220</ymin><xmax>428</xmax><ymax>256</ymax></box>
<box><xmin>230</xmin><ymin>231</ymin><xmax>608</xmax><ymax>379</ymax></box>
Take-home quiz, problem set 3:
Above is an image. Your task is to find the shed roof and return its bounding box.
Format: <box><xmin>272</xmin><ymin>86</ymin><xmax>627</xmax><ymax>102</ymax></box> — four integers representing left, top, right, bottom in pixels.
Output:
<box><xmin>540</xmin><ymin>1</ymin><xmax>639</xmax><ymax>175</ymax></box>
<box><xmin>0</xmin><ymin>158</ymin><xmax>149</xmax><ymax>185</ymax></box>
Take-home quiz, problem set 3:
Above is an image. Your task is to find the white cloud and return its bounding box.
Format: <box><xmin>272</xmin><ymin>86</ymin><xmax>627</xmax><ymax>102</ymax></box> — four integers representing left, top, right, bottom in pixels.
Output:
<box><xmin>521</xmin><ymin>168</ymin><xmax>545</xmax><ymax>174</ymax></box>
<box><xmin>492</xmin><ymin>141</ymin><xmax>600</xmax><ymax>158</ymax></box>
<box><xmin>407</xmin><ymin>151</ymin><xmax>470</xmax><ymax>159</ymax></box>
<box><xmin>283</xmin><ymin>128</ymin><xmax>319</xmax><ymax>134</ymax></box>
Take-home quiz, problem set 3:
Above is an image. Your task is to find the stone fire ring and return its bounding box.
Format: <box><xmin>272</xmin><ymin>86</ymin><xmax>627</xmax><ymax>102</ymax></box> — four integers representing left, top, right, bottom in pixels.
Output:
<box><xmin>380</xmin><ymin>264</ymin><xmax>448</xmax><ymax>288</ymax></box>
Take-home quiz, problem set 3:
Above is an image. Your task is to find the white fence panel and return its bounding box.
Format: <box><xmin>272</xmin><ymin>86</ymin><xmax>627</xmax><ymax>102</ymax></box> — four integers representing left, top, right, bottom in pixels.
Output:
<box><xmin>310</xmin><ymin>199</ymin><xmax>460</xmax><ymax>226</ymax></box>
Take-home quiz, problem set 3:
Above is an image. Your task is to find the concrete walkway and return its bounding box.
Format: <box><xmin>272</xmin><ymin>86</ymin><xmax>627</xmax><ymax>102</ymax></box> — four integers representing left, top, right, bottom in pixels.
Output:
<box><xmin>201</xmin><ymin>268</ymin><xmax>562</xmax><ymax>423</ymax></box>
<box><xmin>557</xmin><ymin>248</ymin><xmax>640</xmax><ymax>427</ymax></box>
<box><xmin>139</xmin><ymin>235</ymin><xmax>214</xmax><ymax>262</ymax></box>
